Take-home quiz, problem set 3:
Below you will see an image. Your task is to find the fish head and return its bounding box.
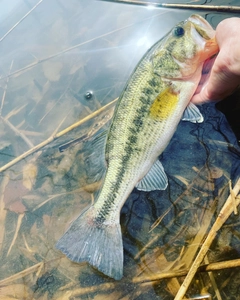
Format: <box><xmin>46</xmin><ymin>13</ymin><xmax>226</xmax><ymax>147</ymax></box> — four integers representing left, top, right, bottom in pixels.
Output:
<box><xmin>152</xmin><ymin>14</ymin><xmax>219</xmax><ymax>79</ymax></box>
<box><xmin>186</xmin><ymin>14</ymin><xmax>219</xmax><ymax>61</ymax></box>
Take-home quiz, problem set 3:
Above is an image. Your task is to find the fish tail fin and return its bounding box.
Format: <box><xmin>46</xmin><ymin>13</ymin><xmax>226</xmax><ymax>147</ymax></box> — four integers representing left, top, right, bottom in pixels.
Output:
<box><xmin>56</xmin><ymin>206</ymin><xmax>123</xmax><ymax>280</ymax></box>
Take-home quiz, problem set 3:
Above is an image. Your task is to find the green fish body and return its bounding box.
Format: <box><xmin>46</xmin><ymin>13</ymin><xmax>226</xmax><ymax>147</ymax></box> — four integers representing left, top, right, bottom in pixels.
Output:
<box><xmin>56</xmin><ymin>14</ymin><xmax>219</xmax><ymax>280</ymax></box>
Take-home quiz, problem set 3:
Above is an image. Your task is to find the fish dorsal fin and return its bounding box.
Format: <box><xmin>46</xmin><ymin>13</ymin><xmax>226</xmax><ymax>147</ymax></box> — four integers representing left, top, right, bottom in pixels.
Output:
<box><xmin>182</xmin><ymin>102</ymin><xmax>204</xmax><ymax>123</ymax></box>
<box><xmin>84</xmin><ymin>130</ymin><xmax>108</xmax><ymax>183</ymax></box>
<box><xmin>136</xmin><ymin>160</ymin><xmax>168</xmax><ymax>191</ymax></box>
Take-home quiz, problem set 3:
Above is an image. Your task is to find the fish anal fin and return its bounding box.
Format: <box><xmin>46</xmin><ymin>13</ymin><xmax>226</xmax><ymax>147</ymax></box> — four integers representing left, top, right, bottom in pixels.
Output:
<box><xmin>182</xmin><ymin>102</ymin><xmax>204</xmax><ymax>123</ymax></box>
<box><xmin>56</xmin><ymin>206</ymin><xmax>123</xmax><ymax>280</ymax></box>
<box><xmin>136</xmin><ymin>160</ymin><xmax>168</xmax><ymax>191</ymax></box>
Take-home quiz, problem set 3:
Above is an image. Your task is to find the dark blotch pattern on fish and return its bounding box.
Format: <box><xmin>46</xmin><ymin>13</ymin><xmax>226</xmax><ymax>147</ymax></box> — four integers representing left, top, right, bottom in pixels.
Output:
<box><xmin>96</xmin><ymin>79</ymin><xmax>160</xmax><ymax>223</ymax></box>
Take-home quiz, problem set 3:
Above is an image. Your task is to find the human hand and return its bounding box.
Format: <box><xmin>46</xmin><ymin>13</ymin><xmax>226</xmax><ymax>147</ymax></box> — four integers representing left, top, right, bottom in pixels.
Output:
<box><xmin>191</xmin><ymin>17</ymin><xmax>240</xmax><ymax>104</ymax></box>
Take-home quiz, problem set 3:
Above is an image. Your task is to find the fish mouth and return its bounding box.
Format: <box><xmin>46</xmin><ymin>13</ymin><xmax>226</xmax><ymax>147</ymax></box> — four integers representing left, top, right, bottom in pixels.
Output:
<box><xmin>189</xmin><ymin>14</ymin><xmax>215</xmax><ymax>40</ymax></box>
<box><xmin>189</xmin><ymin>14</ymin><xmax>219</xmax><ymax>60</ymax></box>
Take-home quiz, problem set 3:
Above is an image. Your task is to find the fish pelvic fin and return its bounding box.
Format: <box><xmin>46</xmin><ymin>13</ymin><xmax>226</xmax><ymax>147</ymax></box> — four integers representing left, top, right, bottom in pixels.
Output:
<box><xmin>56</xmin><ymin>206</ymin><xmax>123</xmax><ymax>280</ymax></box>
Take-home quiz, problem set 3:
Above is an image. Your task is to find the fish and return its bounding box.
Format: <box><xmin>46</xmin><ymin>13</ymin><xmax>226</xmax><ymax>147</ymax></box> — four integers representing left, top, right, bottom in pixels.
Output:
<box><xmin>56</xmin><ymin>14</ymin><xmax>219</xmax><ymax>280</ymax></box>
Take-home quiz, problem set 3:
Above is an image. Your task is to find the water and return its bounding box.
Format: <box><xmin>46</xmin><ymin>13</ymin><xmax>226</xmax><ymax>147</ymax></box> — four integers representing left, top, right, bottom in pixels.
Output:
<box><xmin>0</xmin><ymin>1</ymin><xmax>240</xmax><ymax>299</ymax></box>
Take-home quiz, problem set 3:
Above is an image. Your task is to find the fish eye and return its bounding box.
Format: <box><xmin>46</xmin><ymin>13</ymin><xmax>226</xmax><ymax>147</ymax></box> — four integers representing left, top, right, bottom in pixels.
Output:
<box><xmin>173</xmin><ymin>26</ymin><xmax>185</xmax><ymax>37</ymax></box>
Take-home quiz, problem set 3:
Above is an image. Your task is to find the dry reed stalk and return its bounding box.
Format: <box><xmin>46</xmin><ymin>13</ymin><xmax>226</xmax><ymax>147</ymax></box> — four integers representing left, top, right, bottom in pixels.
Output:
<box><xmin>167</xmin><ymin>278</ymin><xmax>182</xmax><ymax>297</ymax></box>
<box><xmin>203</xmin><ymin>256</ymin><xmax>222</xmax><ymax>300</ymax></box>
<box><xmin>32</xmin><ymin>181</ymin><xmax>101</xmax><ymax>212</ymax></box>
<box><xmin>7</xmin><ymin>214</ymin><xmax>25</xmax><ymax>257</ymax></box>
<box><xmin>50</xmin><ymin>109</ymin><xmax>73</xmax><ymax>137</ymax></box>
<box><xmin>4</xmin><ymin>104</ymin><xmax>27</xmax><ymax>121</ymax></box>
<box><xmin>0</xmin><ymin>61</ymin><xmax>13</xmax><ymax>115</ymax></box>
<box><xmin>39</xmin><ymin>78</ymin><xmax>74</xmax><ymax>125</ymax></box>
<box><xmin>0</xmin><ymin>174</ymin><xmax>10</xmax><ymax>252</ymax></box>
<box><xmin>132</xmin><ymin>258</ymin><xmax>240</xmax><ymax>283</ymax></box>
<box><xmin>174</xmin><ymin>178</ymin><xmax>240</xmax><ymax>300</ymax></box>
<box><xmin>0</xmin><ymin>63</ymin><xmax>34</xmax><ymax>148</ymax></box>
<box><xmin>0</xmin><ymin>116</ymin><xmax>34</xmax><ymax>148</ymax></box>
<box><xmin>0</xmin><ymin>98</ymin><xmax>117</xmax><ymax>173</ymax></box>
<box><xmin>0</xmin><ymin>262</ymin><xmax>43</xmax><ymax>286</ymax></box>
<box><xmin>54</xmin><ymin>283</ymin><xmax>116</xmax><ymax>300</ymax></box>
<box><xmin>229</xmin><ymin>180</ymin><xmax>238</xmax><ymax>214</ymax></box>
<box><xmin>180</xmin><ymin>201</ymin><xmax>217</xmax><ymax>269</ymax></box>
<box><xmin>0</xmin><ymin>0</ymin><xmax>43</xmax><ymax>43</ymax></box>
<box><xmin>1</xmin><ymin>255</ymin><xmax>240</xmax><ymax>297</ymax></box>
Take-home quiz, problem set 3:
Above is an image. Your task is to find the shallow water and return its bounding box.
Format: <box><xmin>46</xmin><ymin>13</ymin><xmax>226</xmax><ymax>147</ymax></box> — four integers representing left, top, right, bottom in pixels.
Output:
<box><xmin>0</xmin><ymin>1</ymin><xmax>240</xmax><ymax>299</ymax></box>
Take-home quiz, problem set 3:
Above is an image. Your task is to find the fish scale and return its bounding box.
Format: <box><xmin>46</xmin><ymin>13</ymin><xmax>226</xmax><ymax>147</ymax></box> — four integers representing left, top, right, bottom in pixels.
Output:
<box><xmin>56</xmin><ymin>14</ymin><xmax>219</xmax><ymax>280</ymax></box>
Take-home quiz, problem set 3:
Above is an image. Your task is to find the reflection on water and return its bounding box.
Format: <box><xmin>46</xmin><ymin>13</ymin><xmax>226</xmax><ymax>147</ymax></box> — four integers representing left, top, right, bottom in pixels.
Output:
<box><xmin>0</xmin><ymin>0</ymin><xmax>240</xmax><ymax>299</ymax></box>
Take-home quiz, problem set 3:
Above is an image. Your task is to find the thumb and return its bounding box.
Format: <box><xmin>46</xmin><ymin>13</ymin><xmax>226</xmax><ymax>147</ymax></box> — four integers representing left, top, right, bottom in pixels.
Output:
<box><xmin>191</xmin><ymin>81</ymin><xmax>216</xmax><ymax>104</ymax></box>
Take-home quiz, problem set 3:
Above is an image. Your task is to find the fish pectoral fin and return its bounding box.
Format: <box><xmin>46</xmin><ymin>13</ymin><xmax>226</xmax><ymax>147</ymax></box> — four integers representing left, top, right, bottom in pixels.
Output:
<box><xmin>136</xmin><ymin>160</ymin><xmax>168</xmax><ymax>191</ymax></box>
<box><xmin>182</xmin><ymin>102</ymin><xmax>204</xmax><ymax>123</ymax></box>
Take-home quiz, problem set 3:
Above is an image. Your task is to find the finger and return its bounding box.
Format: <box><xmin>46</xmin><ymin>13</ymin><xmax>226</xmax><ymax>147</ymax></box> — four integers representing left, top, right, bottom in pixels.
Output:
<box><xmin>205</xmin><ymin>18</ymin><xmax>240</xmax><ymax>100</ymax></box>
<box><xmin>191</xmin><ymin>57</ymin><xmax>216</xmax><ymax>104</ymax></box>
<box><xmin>203</xmin><ymin>51</ymin><xmax>240</xmax><ymax>100</ymax></box>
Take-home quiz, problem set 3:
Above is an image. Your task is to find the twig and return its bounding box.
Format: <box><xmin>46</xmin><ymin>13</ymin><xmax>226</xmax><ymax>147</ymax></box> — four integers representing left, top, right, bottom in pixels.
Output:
<box><xmin>19</xmin><ymin>130</ymin><xmax>42</xmax><ymax>137</ymax></box>
<box><xmin>51</xmin><ymin>109</ymin><xmax>73</xmax><ymax>137</ymax></box>
<box><xmin>56</xmin><ymin>283</ymin><xmax>116</xmax><ymax>299</ymax></box>
<box><xmin>0</xmin><ymin>262</ymin><xmax>44</xmax><ymax>286</ymax></box>
<box><xmin>4</xmin><ymin>103</ymin><xmax>27</xmax><ymax>120</ymax></box>
<box><xmin>180</xmin><ymin>201</ymin><xmax>216</xmax><ymax>269</ymax></box>
<box><xmin>59</xmin><ymin>105</ymin><xmax>114</xmax><ymax>152</ymax></box>
<box><xmin>1</xmin><ymin>256</ymin><xmax>240</xmax><ymax>295</ymax></box>
<box><xmin>1</xmin><ymin>116</ymin><xmax>34</xmax><ymax>148</ymax></box>
<box><xmin>229</xmin><ymin>180</ymin><xmax>237</xmax><ymax>214</ymax></box>
<box><xmin>174</xmin><ymin>178</ymin><xmax>240</xmax><ymax>300</ymax></box>
<box><xmin>38</xmin><ymin>76</ymin><xmax>75</xmax><ymax>125</ymax></box>
<box><xmin>32</xmin><ymin>181</ymin><xmax>101</xmax><ymax>212</ymax></box>
<box><xmin>7</xmin><ymin>214</ymin><xmax>25</xmax><ymax>257</ymax></box>
<box><xmin>0</xmin><ymin>60</ymin><xmax>14</xmax><ymax>115</ymax></box>
<box><xmin>204</xmin><ymin>256</ymin><xmax>222</xmax><ymax>300</ymax></box>
<box><xmin>100</xmin><ymin>0</ymin><xmax>240</xmax><ymax>13</ymax></box>
<box><xmin>0</xmin><ymin>0</ymin><xmax>43</xmax><ymax>43</ymax></box>
<box><xmin>0</xmin><ymin>174</ymin><xmax>10</xmax><ymax>252</ymax></box>
<box><xmin>0</xmin><ymin>98</ymin><xmax>117</xmax><ymax>173</ymax></box>
<box><xmin>132</xmin><ymin>258</ymin><xmax>240</xmax><ymax>283</ymax></box>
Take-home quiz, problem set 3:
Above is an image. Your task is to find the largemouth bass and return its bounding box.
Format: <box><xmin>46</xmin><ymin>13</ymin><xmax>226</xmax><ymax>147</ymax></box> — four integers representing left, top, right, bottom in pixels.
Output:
<box><xmin>56</xmin><ymin>14</ymin><xmax>218</xmax><ymax>280</ymax></box>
